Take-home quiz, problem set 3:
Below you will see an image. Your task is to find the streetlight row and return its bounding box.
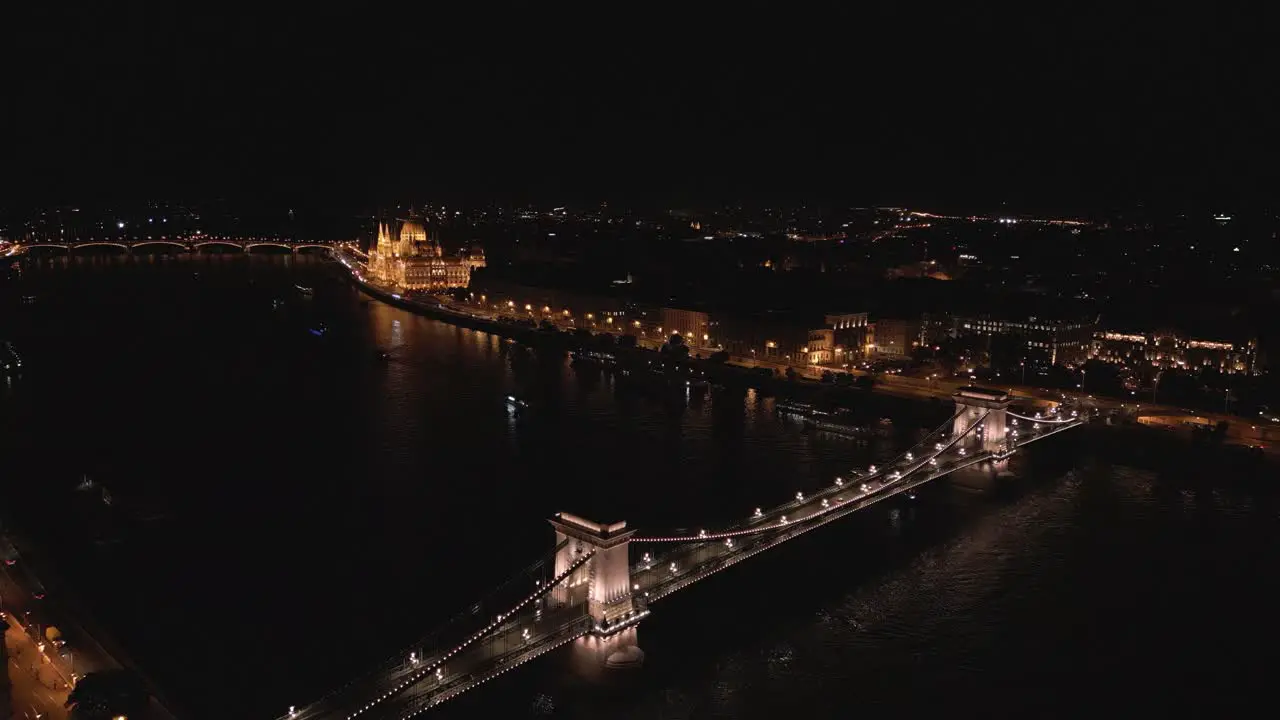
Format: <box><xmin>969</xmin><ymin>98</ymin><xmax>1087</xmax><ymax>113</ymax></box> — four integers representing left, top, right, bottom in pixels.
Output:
<box><xmin>341</xmin><ymin>550</ymin><xmax>595</xmax><ymax>719</ymax></box>
<box><xmin>632</xmin><ymin>409</ymin><xmax>969</xmax><ymax>544</ymax></box>
<box><xmin>401</xmin><ymin>617</ymin><xmax>595</xmax><ymax>719</ymax></box>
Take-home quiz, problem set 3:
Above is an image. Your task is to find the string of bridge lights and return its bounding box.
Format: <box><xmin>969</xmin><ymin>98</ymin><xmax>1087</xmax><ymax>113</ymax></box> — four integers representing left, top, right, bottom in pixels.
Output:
<box><xmin>343</xmin><ymin>549</ymin><xmax>596</xmax><ymax>719</ymax></box>
<box><xmin>634</xmin><ymin>418</ymin><xmax>992</xmax><ymax>574</ymax></box>
<box><xmin>311</xmin><ymin>404</ymin><xmax>1080</xmax><ymax>720</ymax></box>
<box><xmin>644</xmin><ymin>414</ymin><xmax>1015</xmax><ymax>602</ymax></box>
<box><xmin>1006</xmin><ymin>409</ymin><xmax>1078</xmax><ymax>424</ymax></box>
<box><xmin>394</xmin><ymin>418</ymin><xmax>981</xmax><ymax>718</ymax></box>
<box><xmin>632</xmin><ymin>409</ymin><xmax>975</xmax><ymax>544</ymax></box>
<box><xmin>632</xmin><ymin>407</ymin><xmax>1079</xmax><ymax>598</ymax></box>
<box><xmin>401</xmin><ymin>618</ymin><xmax>596</xmax><ymax>719</ymax></box>
<box><xmin>638</xmin><ymin>403</ymin><xmax>1082</xmax><ymax>548</ymax></box>
<box><xmin>301</xmin><ymin>541</ymin><xmax>571</xmax><ymax>716</ymax></box>
<box><xmin>641</xmin><ymin>444</ymin><xmax>951</xmax><ymax>602</ymax></box>
<box><xmin>308</xmin><ymin>539</ymin><xmax>571</xmax><ymax>714</ymax></box>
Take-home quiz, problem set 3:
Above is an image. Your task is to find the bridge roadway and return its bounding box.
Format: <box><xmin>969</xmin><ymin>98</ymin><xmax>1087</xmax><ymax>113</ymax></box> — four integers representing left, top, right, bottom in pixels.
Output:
<box><xmin>391</xmin><ymin>595</ymin><xmax>593</xmax><ymax>719</ymax></box>
<box><xmin>305</xmin><ymin>575</ymin><xmax>613</xmax><ymax>720</ymax></box>
<box><xmin>286</xmin><ymin>404</ymin><xmax>1084</xmax><ymax>719</ymax></box>
<box><xmin>631</xmin><ymin>408</ymin><xmax>1084</xmax><ymax>602</ymax></box>
<box><xmin>17</xmin><ymin>239</ymin><xmax>334</xmax><ymax>253</ymax></box>
<box><xmin>291</xmin><ymin>547</ymin><xmax>596</xmax><ymax>720</ymax></box>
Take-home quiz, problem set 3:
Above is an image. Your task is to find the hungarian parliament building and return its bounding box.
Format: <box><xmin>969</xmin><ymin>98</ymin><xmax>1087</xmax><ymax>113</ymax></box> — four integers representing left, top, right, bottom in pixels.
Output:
<box><xmin>367</xmin><ymin>219</ymin><xmax>484</xmax><ymax>291</ymax></box>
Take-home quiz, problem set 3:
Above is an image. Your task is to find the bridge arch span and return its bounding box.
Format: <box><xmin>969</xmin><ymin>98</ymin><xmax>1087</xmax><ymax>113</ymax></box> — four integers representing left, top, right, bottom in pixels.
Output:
<box><xmin>192</xmin><ymin>241</ymin><xmax>246</xmax><ymax>251</ymax></box>
<box><xmin>69</xmin><ymin>242</ymin><xmax>129</xmax><ymax>251</ymax></box>
<box><xmin>244</xmin><ymin>242</ymin><xmax>294</xmax><ymax>252</ymax></box>
<box><xmin>130</xmin><ymin>240</ymin><xmax>189</xmax><ymax>250</ymax></box>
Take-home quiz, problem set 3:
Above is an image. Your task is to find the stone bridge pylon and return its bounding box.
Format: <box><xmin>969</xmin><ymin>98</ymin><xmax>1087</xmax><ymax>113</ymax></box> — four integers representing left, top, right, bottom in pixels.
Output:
<box><xmin>548</xmin><ymin>513</ymin><xmax>647</xmax><ymax>670</ymax></box>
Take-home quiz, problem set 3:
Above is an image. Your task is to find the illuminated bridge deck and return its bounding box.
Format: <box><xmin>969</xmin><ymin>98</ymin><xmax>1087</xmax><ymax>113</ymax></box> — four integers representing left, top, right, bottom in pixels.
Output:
<box><xmin>284</xmin><ymin>398</ymin><xmax>1085</xmax><ymax>720</ymax></box>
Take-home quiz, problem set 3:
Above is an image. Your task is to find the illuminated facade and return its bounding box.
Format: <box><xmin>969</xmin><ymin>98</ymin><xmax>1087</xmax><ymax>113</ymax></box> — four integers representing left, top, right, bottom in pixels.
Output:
<box><xmin>1185</xmin><ymin>338</ymin><xmax>1255</xmax><ymax>374</ymax></box>
<box><xmin>956</xmin><ymin>315</ymin><xmax>1096</xmax><ymax>366</ymax></box>
<box><xmin>869</xmin><ymin>318</ymin><xmax>921</xmax><ymax>359</ymax></box>
<box><xmin>660</xmin><ymin>307</ymin><xmax>712</xmax><ymax>347</ymax></box>
<box><xmin>462</xmin><ymin>245</ymin><xmax>487</xmax><ymax>272</ymax></box>
<box><xmin>805</xmin><ymin>328</ymin><xmax>835</xmax><ymax>365</ymax></box>
<box><xmin>825</xmin><ymin>312</ymin><xmax>870</xmax><ymax>362</ymax></box>
<box><xmin>1090</xmin><ymin>331</ymin><xmax>1258</xmax><ymax>375</ymax></box>
<box><xmin>368</xmin><ymin>220</ymin><xmax>474</xmax><ymax>291</ymax></box>
<box><xmin>1090</xmin><ymin>331</ymin><xmax>1149</xmax><ymax>366</ymax></box>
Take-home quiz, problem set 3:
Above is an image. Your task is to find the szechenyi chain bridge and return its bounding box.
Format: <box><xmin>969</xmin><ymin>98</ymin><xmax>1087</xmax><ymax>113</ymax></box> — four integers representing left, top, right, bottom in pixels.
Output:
<box><xmin>284</xmin><ymin>387</ymin><xmax>1087</xmax><ymax>720</ymax></box>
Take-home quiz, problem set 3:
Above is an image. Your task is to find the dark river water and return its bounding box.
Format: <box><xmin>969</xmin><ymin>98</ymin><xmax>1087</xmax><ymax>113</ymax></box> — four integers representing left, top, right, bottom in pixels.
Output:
<box><xmin>1</xmin><ymin>254</ymin><xmax>1277</xmax><ymax>719</ymax></box>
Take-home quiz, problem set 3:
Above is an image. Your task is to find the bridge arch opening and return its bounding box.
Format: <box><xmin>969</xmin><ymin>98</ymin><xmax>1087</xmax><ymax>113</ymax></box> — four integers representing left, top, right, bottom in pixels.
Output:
<box><xmin>130</xmin><ymin>241</ymin><xmax>189</xmax><ymax>254</ymax></box>
<box><xmin>192</xmin><ymin>241</ymin><xmax>245</xmax><ymax>253</ymax></box>
<box><xmin>68</xmin><ymin>242</ymin><xmax>130</xmax><ymax>253</ymax></box>
<box><xmin>244</xmin><ymin>243</ymin><xmax>294</xmax><ymax>254</ymax></box>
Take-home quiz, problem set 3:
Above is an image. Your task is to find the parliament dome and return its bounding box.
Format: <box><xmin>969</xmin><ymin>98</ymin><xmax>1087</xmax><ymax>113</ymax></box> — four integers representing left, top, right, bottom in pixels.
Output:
<box><xmin>400</xmin><ymin>221</ymin><xmax>428</xmax><ymax>245</ymax></box>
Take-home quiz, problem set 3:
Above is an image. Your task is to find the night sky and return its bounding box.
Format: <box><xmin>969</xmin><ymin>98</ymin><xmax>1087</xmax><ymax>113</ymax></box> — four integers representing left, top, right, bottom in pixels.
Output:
<box><xmin>4</xmin><ymin>5</ymin><xmax>1275</xmax><ymax>212</ymax></box>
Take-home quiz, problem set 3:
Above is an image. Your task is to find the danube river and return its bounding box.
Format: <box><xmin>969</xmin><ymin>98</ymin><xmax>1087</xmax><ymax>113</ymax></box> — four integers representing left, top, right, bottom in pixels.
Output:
<box><xmin>1</xmin><ymin>254</ymin><xmax>1276</xmax><ymax>719</ymax></box>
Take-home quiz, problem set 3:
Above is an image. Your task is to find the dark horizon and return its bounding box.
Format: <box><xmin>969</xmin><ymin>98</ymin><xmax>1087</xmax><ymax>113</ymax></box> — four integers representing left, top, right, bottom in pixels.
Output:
<box><xmin>4</xmin><ymin>6</ymin><xmax>1276</xmax><ymax>214</ymax></box>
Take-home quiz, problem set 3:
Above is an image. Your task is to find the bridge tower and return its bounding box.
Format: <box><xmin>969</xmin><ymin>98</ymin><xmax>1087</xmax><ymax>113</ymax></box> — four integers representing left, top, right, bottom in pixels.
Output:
<box><xmin>953</xmin><ymin>386</ymin><xmax>1012</xmax><ymax>454</ymax></box>
<box><xmin>548</xmin><ymin>513</ymin><xmax>636</xmax><ymax>621</ymax></box>
<box><xmin>549</xmin><ymin>513</ymin><xmax>646</xmax><ymax>671</ymax></box>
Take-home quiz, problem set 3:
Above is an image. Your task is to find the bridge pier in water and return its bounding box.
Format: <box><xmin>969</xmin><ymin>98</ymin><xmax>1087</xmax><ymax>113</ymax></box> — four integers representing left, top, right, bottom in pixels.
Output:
<box><xmin>549</xmin><ymin>513</ymin><xmax>647</xmax><ymax>671</ymax></box>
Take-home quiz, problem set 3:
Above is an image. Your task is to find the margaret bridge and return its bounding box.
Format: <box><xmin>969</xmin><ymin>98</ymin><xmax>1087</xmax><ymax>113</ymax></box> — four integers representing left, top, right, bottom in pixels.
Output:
<box><xmin>282</xmin><ymin>387</ymin><xmax>1088</xmax><ymax>720</ymax></box>
<box><xmin>15</xmin><ymin>238</ymin><xmax>335</xmax><ymax>254</ymax></box>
